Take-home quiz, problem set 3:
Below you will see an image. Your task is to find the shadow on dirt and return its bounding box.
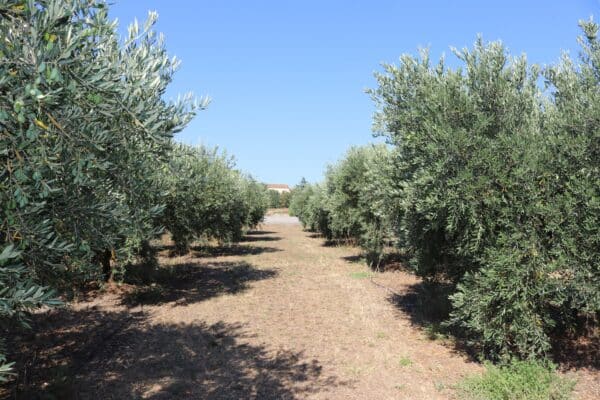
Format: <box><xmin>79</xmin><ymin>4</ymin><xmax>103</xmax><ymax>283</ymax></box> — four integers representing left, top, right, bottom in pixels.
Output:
<box><xmin>6</xmin><ymin>312</ymin><xmax>342</xmax><ymax>399</ymax></box>
<box><xmin>387</xmin><ymin>280</ymin><xmax>454</xmax><ymax>333</ymax></box>
<box><xmin>388</xmin><ymin>281</ymin><xmax>600</xmax><ymax>369</ymax></box>
<box><xmin>386</xmin><ymin>280</ymin><xmax>479</xmax><ymax>361</ymax></box>
<box><xmin>341</xmin><ymin>252</ymin><xmax>410</xmax><ymax>272</ymax></box>
<box><xmin>153</xmin><ymin>237</ymin><xmax>281</xmax><ymax>258</ymax></box>
<box><xmin>340</xmin><ymin>255</ymin><xmax>363</xmax><ymax>264</ymax></box>
<box><xmin>122</xmin><ymin>261</ymin><xmax>279</xmax><ymax>307</ymax></box>
<box><xmin>551</xmin><ymin>323</ymin><xmax>600</xmax><ymax>370</ymax></box>
<box><xmin>321</xmin><ymin>239</ymin><xmax>356</xmax><ymax>248</ymax></box>
<box><xmin>240</xmin><ymin>235</ymin><xmax>282</xmax><ymax>243</ymax></box>
<box><xmin>191</xmin><ymin>244</ymin><xmax>282</xmax><ymax>257</ymax></box>
<box><xmin>246</xmin><ymin>230</ymin><xmax>278</xmax><ymax>236</ymax></box>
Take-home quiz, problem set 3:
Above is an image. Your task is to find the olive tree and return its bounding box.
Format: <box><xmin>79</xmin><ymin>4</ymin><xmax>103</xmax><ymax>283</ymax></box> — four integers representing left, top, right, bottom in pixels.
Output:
<box><xmin>0</xmin><ymin>0</ymin><xmax>198</xmax><ymax>378</ymax></box>
<box><xmin>370</xmin><ymin>23</ymin><xmax>599</xmax><ymax>359</ymax></box>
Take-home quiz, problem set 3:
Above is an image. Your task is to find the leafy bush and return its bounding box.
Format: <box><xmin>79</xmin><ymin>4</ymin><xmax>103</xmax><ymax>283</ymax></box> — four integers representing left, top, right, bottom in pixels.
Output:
<box><xmin>0</xmin><ymin>0</ymin><xmax>196</xmax><ymax>378</ymax></box>
<box><xmin>370</xmin><ymin>21</ymin><xmax>600</xmax><ymax>359</ymax></box>
<box><xmin>299</xmin><ymin>184</ymin><xmax>332</xmax><ymax>237</ymax></box>
<box><xmin>290</xmin><ymin>182</ymin><xmax>330</xmax><ymax>236</ymax></box>
<box><xmin>0</xmin><ymin>244</ymin><xmax>62</xmax><ymax>381</ymax></box>
<box><xmin>458</xmin><ymin>360</ymin><xmax>574</xmax><ymax>400</ymax></box>
<box><xmin>289</xmin><ymin>179</ymin><xmax>313</xmax><ymax>220</ymax></box>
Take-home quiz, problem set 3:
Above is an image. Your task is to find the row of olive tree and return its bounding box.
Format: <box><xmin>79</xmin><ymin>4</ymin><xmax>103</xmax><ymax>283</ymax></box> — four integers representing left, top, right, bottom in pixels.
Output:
<box><xmin>161</xmin><ymin>144</ymin><xmax>269</xmax><ymax>255</ymax></box>
<box><xmin>267</xmin><ymin>190</ymin><xmax>291</xmax><ymax>208</ymax></box>
<box><xmin>0</xmin><ymin>0</ymin><xmax>268</xmax><ymax>381</ymax></box>
<box><xmin>292</xmin><ymin>21</ymin><xmax>599</xmax><ymax>361</ymax></box>
<box><xmin>289</xmin><ymin>144</ymin><xmax>400</xmax><ymax>267</ymax></box>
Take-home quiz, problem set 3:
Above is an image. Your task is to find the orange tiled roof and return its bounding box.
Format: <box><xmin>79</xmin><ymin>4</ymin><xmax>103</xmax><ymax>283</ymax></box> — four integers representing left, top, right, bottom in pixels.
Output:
<box><xmin>266</xmin><ymin>184</ymin><xmax>290</xmax><ymax>189</ymax></box>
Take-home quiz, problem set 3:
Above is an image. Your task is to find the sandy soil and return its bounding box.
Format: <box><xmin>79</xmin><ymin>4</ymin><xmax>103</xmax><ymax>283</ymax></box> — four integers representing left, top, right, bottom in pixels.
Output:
<box><xmin>263</xmin><ymin>214</ymin><xmax>300</xmax><ymax>225</ymax></box>
<box><xmin>4</xmin><ymin>221</ymin><xmax>598</xmax><ymax>399</ymax></box>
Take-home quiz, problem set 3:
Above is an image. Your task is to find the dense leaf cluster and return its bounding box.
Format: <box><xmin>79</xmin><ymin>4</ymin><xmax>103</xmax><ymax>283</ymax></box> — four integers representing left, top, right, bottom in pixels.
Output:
<box><xmin>290</xmin><ymin>145</ymin><xmax>399</xmax><ymax>267</ymax></box>
<box><xmin>294</xmin><ymin>22</ymin><xmax>599</xmax><ymax>360</ymax></box>
<box><xmin>161</xmin><ymin>144</ymin><xmax>269</xmax><ymax>254</ymax></box>
<box><xmin>0</xmin><ymin>0</ymin><xmax>268</xmax><ymax>380</ymax></box>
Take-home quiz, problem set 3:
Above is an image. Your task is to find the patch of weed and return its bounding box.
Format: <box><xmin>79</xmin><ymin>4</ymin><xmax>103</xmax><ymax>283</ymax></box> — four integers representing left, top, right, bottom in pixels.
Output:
<box><xmin>398</xmin><ymin>356</ymin><xmax>412</xmax><ymax>367</ymax></box>
<box><xmin>375</xmin><ymin>331</ymin><xmax>387</xmax><ymax>339</ymax></box>
<box><xmin>350</xmin><ymin>271</ymin><xmax>371</xmax><ymax>279</ymax></box>
<box><xmin>457</xmin><ymin>360</ymin><xmax>575</xmax><ymax>400</ymax></box>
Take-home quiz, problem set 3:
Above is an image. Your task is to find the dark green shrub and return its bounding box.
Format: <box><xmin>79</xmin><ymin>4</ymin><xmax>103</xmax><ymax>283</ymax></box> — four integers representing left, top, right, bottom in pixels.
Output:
<box><xmin>289</xmin><ymin>180</ymin><xmax>313</xmax><ymax>220</ymax></box>
<box><xmin>289</xmin><ymin>182</ymin><xmax>331</xmax><ymax>237</ymax></box>
<box><xmin>242</xmin><ymin>179</ymin><xmax>270</xmax><ymax>228</ymax></box>
<box><xmin>324</xmin><ymin>145</ymin><xmax>398</xmax><ymax>266</ymax></box>
<box><xmin>325</xmin><ymin>147</ymin><xmax>371</xmax><ymax>241</ymax></box>
<box><xmin>303</xmin><ymin>185</ymin><xmax>332</xmax><ymax>237</ymax></box>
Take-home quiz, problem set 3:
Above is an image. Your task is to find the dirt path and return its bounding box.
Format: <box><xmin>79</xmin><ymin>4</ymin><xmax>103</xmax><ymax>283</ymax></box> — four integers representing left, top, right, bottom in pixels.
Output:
<box><xmin>263</xmin><ymin>214</ymin><xmax>300</xmax><ymax>225</ymax></box>
<box><xmin>6</xmin><ymin>219</ymin><xmax>598</xmax><ymax>399</ymax></box>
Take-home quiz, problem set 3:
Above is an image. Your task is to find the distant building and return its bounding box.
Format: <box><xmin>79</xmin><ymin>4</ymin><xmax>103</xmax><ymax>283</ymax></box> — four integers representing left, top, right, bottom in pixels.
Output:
<box><xmin>266</xmin><ymin>184</ymin><xmax>291</xmax><ymax>194</ymax></box>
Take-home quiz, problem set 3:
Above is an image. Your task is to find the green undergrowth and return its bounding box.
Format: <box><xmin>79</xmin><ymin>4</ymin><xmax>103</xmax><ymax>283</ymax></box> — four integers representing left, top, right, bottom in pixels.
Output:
<box><xmin>349</xmin><ymin>271</ymin><xmax>373</xmax><ymax>279</ymax></box>
<box><xmin>458</xmin><ymin>360</ymin><xmax>575</xmax><ymax>400</ymax></box>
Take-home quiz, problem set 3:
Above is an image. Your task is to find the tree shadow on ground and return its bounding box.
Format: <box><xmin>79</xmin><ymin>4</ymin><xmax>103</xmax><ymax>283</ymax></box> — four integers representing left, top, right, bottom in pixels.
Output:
<box><xmin>386</xmin><ymin>280</ymin><xmax>478</xmax><ymax>360</ymax></box>
<box><xmin>388</xmin><ymin>281</ymin><xmax>600</xmax><ymax>369</ymax></box>
<box><xmin>552</xmin><ymin>330</ymin><xmax>600</xmax><ymax>370</ymax></box>
<box><xmin>6</xmin><ymin>310</ymin><xmax>342</xmax><ymax>399</ymax></box>
<box><xmin>122</xmin><ymin>261</ymin><xmax>279</xmax><ymax>307</ymax></box>
<box><xmin>341</xmin><ymin>252</ymin><xmax>410</xmax><ymax>272</ymax></box>
<box><xmin>387</xmin><ymin>280</ymin><xmax>454</xmax><ymax>332</ymax></box>
<box><xmin>321</xmin><ymin>238</ymin><xmax>357</xmax><ymax>248</ymax></box>
<box><xmin>191</xmin><ymin>244</ymin><xmax>282</xmax><ymax>257</ymax></box>
<box><xmin>341</xmin><ymin>255</ymin><xmax>363</xmax><ymax>264</ymax></box>
<box><xmin>246</xmin><ymin>230</ymin><xmax>278</xmax><ymax>236</ymax></box>
<box><xmin>240</xmin><ymin>235</ymin><xmax>282</xmax><ymax>243</ymax></box>
<box><xmin>152</xmin><ymin>236</ymin><xmax>281</xmax><ymax>257</ymax></box>
<box><xmin>550</xmin><ymin>313</ymin><xmax>599</xmax><ymax>370</ymax></box>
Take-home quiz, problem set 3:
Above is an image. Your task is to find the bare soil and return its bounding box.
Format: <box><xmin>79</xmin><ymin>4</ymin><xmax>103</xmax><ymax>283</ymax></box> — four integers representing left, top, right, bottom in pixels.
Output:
<box><xmin>3</xmin><ymin>219</ymin><xmax>598</xmax><ymax>399</ymax></box>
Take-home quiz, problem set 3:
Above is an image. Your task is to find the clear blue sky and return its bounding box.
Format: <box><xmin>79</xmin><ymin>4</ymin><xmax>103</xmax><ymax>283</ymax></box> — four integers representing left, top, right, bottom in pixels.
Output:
<box><xmin>109</xmin><ymin>1</ymin><xmax>598</xmax><ymax>185</ymax></box>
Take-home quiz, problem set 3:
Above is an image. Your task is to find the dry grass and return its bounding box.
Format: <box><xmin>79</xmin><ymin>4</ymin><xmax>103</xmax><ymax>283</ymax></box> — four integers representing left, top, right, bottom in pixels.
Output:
<box><xmin>4</xmin><ymin>221</ymin><xmax>598</xmax><ymax>399</ymax></box>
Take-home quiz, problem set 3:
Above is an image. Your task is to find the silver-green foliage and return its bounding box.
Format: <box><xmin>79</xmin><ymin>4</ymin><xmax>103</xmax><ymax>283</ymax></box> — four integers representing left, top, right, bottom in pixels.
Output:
<box><xmin>1</xmin><ymin>0</ymin><xmax>198</xmax><ymax>378</ymax></box>
<box><xmin>160</xmin><ymin>144</ymin><xmax>269</xmax><ymax>254</ymax></box>
<box><xmin>324</xmin><ymin>145</ymin><xmax>399</xmax><ymax>266</ymax></box>
<box><xmin>0</xmin><ymin>244</ymin><xmax>61</xmax><ymax>382</ymax></box>
<box><xmin>290</xmin><ymin>145</ymin><xmax>399</xmax><ymax>266</ymax></box>
<box><xmin>370</xmin><ymin>22</ymin><xmax>599</xmax><ymax>359</ymax></box>
<box><xmin>0</xmin><ymin>0</ymin><xmax>268</xmax><ymax>381</ymax></box>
